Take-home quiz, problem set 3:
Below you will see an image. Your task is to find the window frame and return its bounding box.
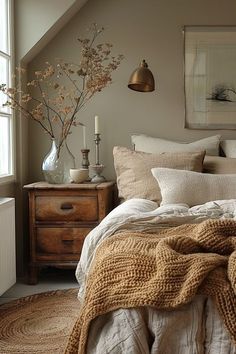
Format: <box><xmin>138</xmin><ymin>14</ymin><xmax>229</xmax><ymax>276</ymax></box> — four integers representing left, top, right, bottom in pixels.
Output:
<box><xmin>0</xmin><ymin>0</ymin><xmax>15</xmax><ymax>184</ymax></box>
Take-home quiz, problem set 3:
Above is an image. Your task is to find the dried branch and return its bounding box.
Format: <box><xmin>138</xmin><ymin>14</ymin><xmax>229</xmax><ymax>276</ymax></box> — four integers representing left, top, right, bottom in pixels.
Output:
<box><xmin>0</xmin><ymin>24</ymin><xmax>124</xmax><ymax>149</ymax></box>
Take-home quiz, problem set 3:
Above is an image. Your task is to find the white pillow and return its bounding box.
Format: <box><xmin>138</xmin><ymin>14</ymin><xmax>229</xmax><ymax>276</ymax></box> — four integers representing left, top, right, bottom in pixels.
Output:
<box><xmin>131</xmin><ymin>134</ymin><xmax>221</xmax><ymax>156</ymax></box>
<box><xmin>220</xmin><ymin>140</ymin><xmax>236</xmax><ymax>158</ymax></box>
<box><xmin>151</xmin><ymin>167</ymin><xmax>236</xmax><ymax>207</ymax></box>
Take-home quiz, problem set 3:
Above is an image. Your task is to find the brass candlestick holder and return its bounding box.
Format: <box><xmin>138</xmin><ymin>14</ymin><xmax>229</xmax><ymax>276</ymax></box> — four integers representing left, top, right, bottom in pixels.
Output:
<box><xmin>90</xmin><ymin>133</ymin><xmax>106</xmax><ymax>183</ymax></box>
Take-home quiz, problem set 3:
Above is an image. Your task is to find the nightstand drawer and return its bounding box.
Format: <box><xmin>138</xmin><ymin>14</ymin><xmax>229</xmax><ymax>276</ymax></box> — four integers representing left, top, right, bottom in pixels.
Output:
<box><xmin>36</xmin><ymin>227</ymin><xmax>91</xmax><ymax>260</ymax></box>
<box><xmin>24</xmin><ymin>181</ymin><xmax>115</xmax><ymax>283</ymax></box>
<box><xmin>35</xmin><ymin>196</ymin><xmax>98</xmax><ymax>222</ymax></box>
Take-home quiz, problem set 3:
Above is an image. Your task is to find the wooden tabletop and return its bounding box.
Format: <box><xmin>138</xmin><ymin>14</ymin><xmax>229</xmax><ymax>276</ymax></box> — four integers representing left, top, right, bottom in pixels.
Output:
<box><xmin>23</xmin><ymin>181</ymin><xmax>115</xmax><ymax>190</ymax></box>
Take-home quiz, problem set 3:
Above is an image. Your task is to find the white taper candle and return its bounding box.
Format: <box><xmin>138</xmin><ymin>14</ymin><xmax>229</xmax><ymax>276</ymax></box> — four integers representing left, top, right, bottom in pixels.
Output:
<box><xmin>83</xmin><ymin>125</ymin><xmax>87</xmax><ymax>149</ymax></box>
<box><xmin>95</xmin><ymin>115</ymin><xmax>100</xmax><ymax>134</ymax></box>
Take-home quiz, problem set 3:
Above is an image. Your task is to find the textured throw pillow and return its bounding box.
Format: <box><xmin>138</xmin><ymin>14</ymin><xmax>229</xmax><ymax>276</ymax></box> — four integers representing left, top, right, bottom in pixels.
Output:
<box><xmin>131</xmin><ymin>134</ymin><xmax>221</xmax><ymax>156</ymax></box>
<box><xmin>152</xmin><ymin>167</ymin><xmax>236</xmax><ymax>207</ymax></box>
<box><xmin>113</xmin><ymin>147</ymin><xmax>205</xmax><ymax>203</ymax></box>
<box><xmin>220</xmin><ymin>140</ymin><xmax>236</xmax><ymax>158</ymax></box>
<box><xmin>204</xmin><ymin>156</ymin><xmax>236</xmax><ymax>174</ymax></box>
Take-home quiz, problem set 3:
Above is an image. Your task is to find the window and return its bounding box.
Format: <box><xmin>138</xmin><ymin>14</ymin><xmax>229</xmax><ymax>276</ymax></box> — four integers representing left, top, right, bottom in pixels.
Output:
<box><xmin>0</xmin><ymin>0</ymin><xmax>14</xmax><ymax>181</ymax></box>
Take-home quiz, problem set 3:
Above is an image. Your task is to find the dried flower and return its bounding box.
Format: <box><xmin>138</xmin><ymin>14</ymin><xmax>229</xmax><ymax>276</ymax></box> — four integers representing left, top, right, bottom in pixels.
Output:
<box><xmin>0</xmin><ymin>24</ymin><xmax>124</xmax><ymax>149</ymax></box>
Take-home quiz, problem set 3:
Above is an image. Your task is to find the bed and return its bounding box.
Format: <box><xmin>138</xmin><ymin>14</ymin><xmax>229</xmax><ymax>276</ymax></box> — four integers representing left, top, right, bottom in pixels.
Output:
<box><xmin>65</xmin><ymin>138</ymin><xmax>236</xmax><ymax>354</ymax></box>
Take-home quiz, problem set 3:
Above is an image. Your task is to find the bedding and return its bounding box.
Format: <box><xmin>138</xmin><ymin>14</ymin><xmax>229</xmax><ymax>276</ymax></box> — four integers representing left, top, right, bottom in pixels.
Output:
<box><xmin>221</xmin><ymin>140</ymin><xmax>236</xmax><ymax>158</ymax></box>
<box><xmin>76</xmin><ymin>198</ymin><xmax>236</xmax><ymax>299</ymax></box>
<box><xmin>113</xmin><ymin>146</ymin><xmax>205</xmax><ymax>202</ymax></box>
<box><xmin>66</xmin><ymin>219</ymin><xmax>236</xmax><ymax>354</ymax></box>
<box><xmin>131</xmin><ymin>134</ymin><xmax>221</xmax><ymax>156</ymax></box>
<box><xmin>66</xmin><ymin>199</ymin><xmax>236</xmax><ymax>353</ymax></box>
<box><xmin>152</xmin><ymin>168</ymin><xmax>236</xmax><ymax>206</ymax></box>
<box><xmin>86</xmin><ymin>297</ymin><xmax>234</xmax><ymax>354</ymax></box>
<box><xmin>203</xmin><ymin>155</ymin><xmax>236</xmax><ymax>174</ymax></box>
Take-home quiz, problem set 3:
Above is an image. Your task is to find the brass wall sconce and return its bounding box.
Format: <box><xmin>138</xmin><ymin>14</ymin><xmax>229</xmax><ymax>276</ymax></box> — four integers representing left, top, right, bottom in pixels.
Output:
<box><xmin>128</xmin><ymin>59</ymin><xmax>155</xmax><ymax>92</ymax></box>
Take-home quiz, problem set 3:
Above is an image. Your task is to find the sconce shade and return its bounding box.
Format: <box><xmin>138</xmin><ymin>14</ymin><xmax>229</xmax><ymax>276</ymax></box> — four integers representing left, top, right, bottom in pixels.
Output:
<box><xmin>128</xmin><ymin>59</ymin><xmax>155</xmax><ymax>92</ymax></box>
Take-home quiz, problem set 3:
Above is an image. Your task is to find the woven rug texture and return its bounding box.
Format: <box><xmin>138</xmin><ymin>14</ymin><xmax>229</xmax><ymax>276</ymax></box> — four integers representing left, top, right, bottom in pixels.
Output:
<box><xmin>0</xmin><ymin>288</ymin><xmax>80</xmax><ymax>354</ymax></box>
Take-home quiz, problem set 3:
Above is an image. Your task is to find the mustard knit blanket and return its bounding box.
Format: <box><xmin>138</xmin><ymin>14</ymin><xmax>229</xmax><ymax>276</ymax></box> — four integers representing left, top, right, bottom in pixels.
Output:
<box><xmin>65</xmin><ymin>219</ymin><xmax>236</xmax><ymax>354</ymax></box>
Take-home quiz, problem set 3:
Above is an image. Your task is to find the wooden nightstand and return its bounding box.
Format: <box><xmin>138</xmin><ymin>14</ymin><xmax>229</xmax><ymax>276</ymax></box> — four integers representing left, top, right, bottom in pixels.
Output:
<box><xmin>24</xmin><ymin>181</ymin><xmax>115</xmax><ymax>284</ymax></box>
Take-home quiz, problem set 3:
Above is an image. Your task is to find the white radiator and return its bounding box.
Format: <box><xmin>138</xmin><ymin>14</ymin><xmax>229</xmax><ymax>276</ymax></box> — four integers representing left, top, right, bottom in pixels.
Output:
<box><xmin>0</xmin><ymin>198</ymin><xmax>16</xmax><ymax>296</ymax></box>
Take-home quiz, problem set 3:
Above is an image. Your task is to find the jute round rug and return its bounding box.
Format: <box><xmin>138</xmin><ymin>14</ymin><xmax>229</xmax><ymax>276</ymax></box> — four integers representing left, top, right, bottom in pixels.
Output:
<box><xmin>0</xmin><ymin>288</ymin><xmax>80</xmax><ymax>354</ymax></box>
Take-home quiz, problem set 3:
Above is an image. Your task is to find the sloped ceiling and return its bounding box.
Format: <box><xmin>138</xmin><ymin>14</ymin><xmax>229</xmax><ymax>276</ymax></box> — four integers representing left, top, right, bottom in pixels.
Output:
<box><xmin>15</xmin><ymin>0</ymin><xmax>88</xmax><ymax>63</ymax></box>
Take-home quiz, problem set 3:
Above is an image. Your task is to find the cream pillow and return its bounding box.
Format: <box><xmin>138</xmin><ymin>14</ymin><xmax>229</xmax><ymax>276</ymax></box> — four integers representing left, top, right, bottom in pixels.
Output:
<box><xmin>204</xmin><ymin>156</ymin><xmax>236</xmax><ymax>174</ymax></box>
<box><xmin>113</xmin><ymin>147</ymin><xmax>205</xmax><ymax>203</ymax></box>
<box><xmin>152</xmin><ymin>167</ymin><xmax>236</xmax><ymax>207</ymax></box>
<box><xmin>131</xmin><ymin>134</ymin><xmax>221</xmax><ymax>156</ymax></box>
<box><xmin>220</xmin><ymin>140</ymin><xmax>236</xmax><ymax>158</ymax></box>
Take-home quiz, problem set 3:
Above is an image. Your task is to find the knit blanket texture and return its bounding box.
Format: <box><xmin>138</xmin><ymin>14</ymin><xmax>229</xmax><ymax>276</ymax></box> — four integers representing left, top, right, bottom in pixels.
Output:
<box><xmin>65</xmin><ymin>219</ymin><xmax>236</xmax><ymax>354</ymax></box>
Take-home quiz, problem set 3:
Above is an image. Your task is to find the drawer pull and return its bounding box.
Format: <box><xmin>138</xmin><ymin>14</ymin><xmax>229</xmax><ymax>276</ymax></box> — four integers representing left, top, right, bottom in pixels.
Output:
<box><xmin>62</xmin><ymin>239</ymin><xmax>74</xmax><ymax>244</ymax></box>
<box><xmin>60</xmin><ymin>203</ymin><xmax>73</xmax><ymax>210</ymax></box>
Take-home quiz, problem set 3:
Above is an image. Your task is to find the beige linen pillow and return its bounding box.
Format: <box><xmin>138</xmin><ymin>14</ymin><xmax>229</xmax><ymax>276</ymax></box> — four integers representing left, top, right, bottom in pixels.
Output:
<box><xmin>131</xmin><ymin>134</ymin><xmax>221</xmax><ymax>156</ymax></box>
<box><xmin>220</xmin><ymin>140</ymin><xmax>236</xmax><ymax>158</ymax></box>
<box><xmin>152</xmin><ymin>167</ymin><xmax>236</xmax><ymax>207</ymax></box>
<box><xmin>113</xmin><ymin>146</ymin><xmax>205</xmax><ymax>203</ymax></box>
<box><xmin>204</xmin><ymin>156</ymin><xmax>236</xmax><ymax>174</ymax></box>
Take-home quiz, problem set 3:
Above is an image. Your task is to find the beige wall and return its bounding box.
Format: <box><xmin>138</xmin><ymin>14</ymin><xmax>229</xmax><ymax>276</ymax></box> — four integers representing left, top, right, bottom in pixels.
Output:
<box><xmin>0</xmin><ymin>183</ymin><xmax>15</xmax><ymax>197</ymax></box>
<box><xmin>28</xmin><ymin>0</ymin><xmax>236</xmax><ymax>182</ymax></box>
<box><xmin>14</xmin><ymin>0</ymin><xmax>87</xmax><ymax>62</ymax></box>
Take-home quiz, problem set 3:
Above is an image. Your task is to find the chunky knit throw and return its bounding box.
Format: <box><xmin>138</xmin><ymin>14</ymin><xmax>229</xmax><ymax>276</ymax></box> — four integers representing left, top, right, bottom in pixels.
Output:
<box><xmin>65</xmin><ymin>219</ymin><xmax>236</xmax><ymax>354</ymax></box>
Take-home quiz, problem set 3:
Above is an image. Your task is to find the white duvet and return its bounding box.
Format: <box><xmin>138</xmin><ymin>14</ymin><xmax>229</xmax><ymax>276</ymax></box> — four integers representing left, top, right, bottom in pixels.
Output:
<box><xmin>75</xmin><ymin>199</ymin><xmax>236</xmax><ymax>353</ymax></box>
